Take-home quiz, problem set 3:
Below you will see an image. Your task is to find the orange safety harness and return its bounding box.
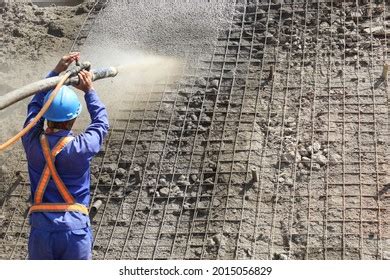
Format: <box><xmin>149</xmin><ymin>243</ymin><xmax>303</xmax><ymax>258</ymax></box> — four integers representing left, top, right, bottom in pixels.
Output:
<box><xmin>28</xmin><ymin>134</ymin><xmax>88</xmax><ymax>216</ymax></box>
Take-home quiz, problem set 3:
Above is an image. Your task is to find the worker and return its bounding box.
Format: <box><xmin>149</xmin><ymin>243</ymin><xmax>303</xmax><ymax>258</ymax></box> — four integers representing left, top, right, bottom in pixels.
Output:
<box><xmin>22</xmin><ymin>52</ymin><xmax>109</xmax><ymax>260</ymax></box>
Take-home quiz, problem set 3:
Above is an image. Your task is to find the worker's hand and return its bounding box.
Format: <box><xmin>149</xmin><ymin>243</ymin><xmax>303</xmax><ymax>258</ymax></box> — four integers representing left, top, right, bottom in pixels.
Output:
<box><xmin>53</xmin><ymin>52</ymin><xmax>80</xmax><ymax>73</ymax></box>
<box><xmin>74</xmin><ymin>70</ymin><xmax>94</xmax><ymax>93</ymax></box>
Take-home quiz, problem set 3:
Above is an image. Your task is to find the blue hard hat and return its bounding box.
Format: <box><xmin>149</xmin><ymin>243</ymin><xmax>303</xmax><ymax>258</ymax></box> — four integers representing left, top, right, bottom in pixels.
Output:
<box><xmin>43</xmin><ymin>86</ymin><xmax>82</xmax><ymax>122</ymax></box>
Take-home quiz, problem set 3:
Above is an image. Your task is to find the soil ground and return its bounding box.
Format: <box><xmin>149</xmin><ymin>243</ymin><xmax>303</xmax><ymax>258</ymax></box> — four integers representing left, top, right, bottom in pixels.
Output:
<box><xmin>0</xmin><ymin>1</ymin><xmax>88</xmax><ymax>185</ymax></box>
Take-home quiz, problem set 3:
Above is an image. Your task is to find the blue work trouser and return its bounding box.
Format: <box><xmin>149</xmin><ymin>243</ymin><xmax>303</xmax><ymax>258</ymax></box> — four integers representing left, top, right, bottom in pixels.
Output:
<box><xmin>28</xmin><ymin>227</ymin><xmax>93</xmax><ymax>260</ymax></box>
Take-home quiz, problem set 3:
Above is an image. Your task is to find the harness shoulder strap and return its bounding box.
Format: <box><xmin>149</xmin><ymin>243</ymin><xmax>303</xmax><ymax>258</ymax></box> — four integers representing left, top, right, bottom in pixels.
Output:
<box><xmin>34</xmin><ymin>134</ymin><xmax>74</xmax><ymax>204</ymax></box>
<box><xmin>30</xmin><ymin>134</ymin><xmax>88</xmax><ymax>216</ymax></box>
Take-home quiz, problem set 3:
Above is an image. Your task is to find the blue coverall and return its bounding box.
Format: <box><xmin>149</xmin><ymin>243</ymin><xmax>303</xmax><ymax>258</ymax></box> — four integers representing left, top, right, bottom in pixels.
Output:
<box><xmin>22</xmin><ymin>71</ymin><xmax>109</xmax><ymax>260</ymax></box>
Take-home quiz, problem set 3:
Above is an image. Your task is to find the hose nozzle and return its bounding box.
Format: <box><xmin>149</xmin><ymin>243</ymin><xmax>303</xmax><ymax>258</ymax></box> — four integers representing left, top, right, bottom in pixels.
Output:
<box><xmin>66</xmin><ymin>61</ymin><xmax>91</xmax><ymax>76</ymax></box>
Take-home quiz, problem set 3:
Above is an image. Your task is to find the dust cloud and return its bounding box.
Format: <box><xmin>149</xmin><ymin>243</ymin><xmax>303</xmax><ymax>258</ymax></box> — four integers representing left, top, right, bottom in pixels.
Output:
<box><xmin>74</xmin><ymin>46</ymin><xmax>183</xmax><ymax>124</ymax></box>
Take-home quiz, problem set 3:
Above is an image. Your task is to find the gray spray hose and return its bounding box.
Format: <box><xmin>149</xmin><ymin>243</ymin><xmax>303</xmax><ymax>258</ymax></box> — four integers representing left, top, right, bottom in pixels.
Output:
<box><xmin>0</xmin><ymin>67</ymin><xmax>118</xmax><ymax>110</ymax></box>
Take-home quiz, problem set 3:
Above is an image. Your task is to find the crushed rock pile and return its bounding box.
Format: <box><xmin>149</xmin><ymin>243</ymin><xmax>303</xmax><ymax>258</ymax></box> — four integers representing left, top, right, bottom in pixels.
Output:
<box><xmin>0</xmin><ymin>1</ymin><xmax>90</xmax><ymax>184</ymax></box>
<box><xmin>0</xmin><ymin>2</ymin><xmax>90</xmax><ymax>91</ymax></box>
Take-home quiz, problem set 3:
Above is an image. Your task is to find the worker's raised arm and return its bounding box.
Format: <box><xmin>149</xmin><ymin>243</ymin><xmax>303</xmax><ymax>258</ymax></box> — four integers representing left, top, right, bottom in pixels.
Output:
<box><xmin>24</xmin><ymin>53</ymin><xmax>80</xmax><ymax>127</ymax></box>
<box><xmin>22</xmin><ymin>53</ymin><xmax>80</xmax><ymax>144</ymax></box>
<box><xmin>74</xmin><ymin>70</ymin><xmax>109</xmax><ymax>160</ymax></box>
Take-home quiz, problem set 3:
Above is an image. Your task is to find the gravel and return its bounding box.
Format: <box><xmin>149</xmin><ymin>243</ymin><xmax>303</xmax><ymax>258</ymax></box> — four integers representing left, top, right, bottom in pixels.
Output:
<box><xmin>158</xmin><ymin>187</ymin><xmax>170</xmax><ymax>197</ymax></box>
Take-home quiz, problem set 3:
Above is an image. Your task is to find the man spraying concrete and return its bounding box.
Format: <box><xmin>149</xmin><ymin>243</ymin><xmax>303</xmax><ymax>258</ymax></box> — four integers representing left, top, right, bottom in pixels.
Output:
<box><xmin>22</xmin><ymin>52</ymin><xmax>109</xmax><ymax>260</ymax></box>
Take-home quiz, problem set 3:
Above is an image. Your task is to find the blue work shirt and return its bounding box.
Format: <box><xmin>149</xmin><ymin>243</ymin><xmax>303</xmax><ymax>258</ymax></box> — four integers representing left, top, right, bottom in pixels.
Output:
<box><xmin>22</xmin><ymin>71</ymin><xmax>109</xmax><ymax>231</ymax></box>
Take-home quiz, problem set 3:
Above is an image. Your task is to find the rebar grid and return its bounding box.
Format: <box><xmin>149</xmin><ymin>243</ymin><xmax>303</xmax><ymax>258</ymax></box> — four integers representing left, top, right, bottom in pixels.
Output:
<box><xmin>0</xmin><ymin>0</ymin><xmax>389</xmax><ymax>260</ymax></box>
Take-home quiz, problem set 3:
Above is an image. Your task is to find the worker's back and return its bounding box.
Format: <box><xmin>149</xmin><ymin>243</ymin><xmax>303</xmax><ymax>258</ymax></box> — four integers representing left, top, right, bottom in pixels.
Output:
<box><xmin>21</xmin><ymin>54</ymin><xmax>109</xmax><ymax>260</ymax></box>
<box><xmin>22</xmin><ymin>85</ymin><xmax>109</xmax><ymax>229</ymax></box>
<box><xmin>24</xmin><ymin>130</ymin><xmax>94</xmax><ymax>230</ymax></box>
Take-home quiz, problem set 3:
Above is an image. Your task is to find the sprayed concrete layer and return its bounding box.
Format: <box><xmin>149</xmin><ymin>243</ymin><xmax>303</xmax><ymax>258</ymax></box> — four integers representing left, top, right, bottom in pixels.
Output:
<box><xmin>79</xmin><ymin>0</ymin><xmax>235</xmax><ymax>118</ymax></box>
<box><xmin>82</xmin><ymin>0</ymin><xmax>234</xmax><ymax>58</ymax></box>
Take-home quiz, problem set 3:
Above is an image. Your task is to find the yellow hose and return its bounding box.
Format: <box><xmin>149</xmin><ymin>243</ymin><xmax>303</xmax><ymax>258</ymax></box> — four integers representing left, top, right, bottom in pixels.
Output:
<box><xmin>0</xmin><ymin>72</ymin><xmax>71</xmax><ymax>153</ymax></box>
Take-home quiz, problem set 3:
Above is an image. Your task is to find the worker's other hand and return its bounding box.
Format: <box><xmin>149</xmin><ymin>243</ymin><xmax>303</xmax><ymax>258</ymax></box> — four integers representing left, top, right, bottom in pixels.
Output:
<box><xmin>54</xmin><ymin>52</ymin><xmax>80</xmax><ymax>73</ymax></box>
<box><xmin>74</xmin><ymin>70</ymin><xmax>94</xmax><ymax>93</ymax></box>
